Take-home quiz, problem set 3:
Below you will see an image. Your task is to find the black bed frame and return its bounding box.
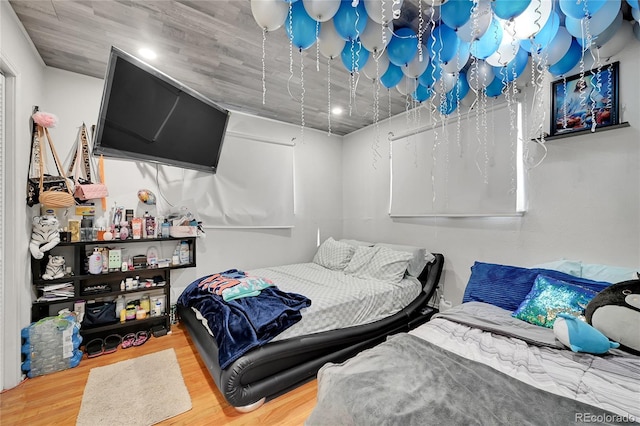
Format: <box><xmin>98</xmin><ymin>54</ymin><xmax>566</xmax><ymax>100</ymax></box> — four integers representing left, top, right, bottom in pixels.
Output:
<box><xmin>177</xmin><ymin>253</ymin><xmax>444</xmax><ymax>410</ymax></box>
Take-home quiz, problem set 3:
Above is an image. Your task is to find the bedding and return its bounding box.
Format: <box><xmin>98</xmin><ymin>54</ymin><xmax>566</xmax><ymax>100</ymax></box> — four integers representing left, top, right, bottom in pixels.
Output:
<box><xmin>177</xmin><ymin>251</ymin><xmax>444</xmax><ymax>410</ymax></box>
<box><xmin>307</xmin><ymin>302</ymin><xmax>640</xmax><ymax>425</ymax></box>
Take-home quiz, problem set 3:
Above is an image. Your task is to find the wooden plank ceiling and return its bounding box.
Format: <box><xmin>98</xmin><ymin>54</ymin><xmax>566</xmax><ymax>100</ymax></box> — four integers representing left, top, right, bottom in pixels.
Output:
<box><xmin>8</xmin><ymin>0</ymin><xmax>427</xmax><ymax>136</ymax></box>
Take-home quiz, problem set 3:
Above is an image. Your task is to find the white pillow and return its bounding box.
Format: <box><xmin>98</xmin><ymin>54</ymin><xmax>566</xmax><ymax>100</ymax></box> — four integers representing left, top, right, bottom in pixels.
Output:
<box><xmin>374</xmin><ymin>243</ymin><xmax>432</xmax><ymax>277</ymax></box>
<box><xmin>580</xmin><ymin>263</ymin><xmax>639</xmax><ymax>283</ymax></box>
<box><xmin>353</xmin><ymin>246</ymin><xmax>414</xmax><ymax>283</ymax></box>
<box><xmin>344</xmin><ymin>246</ymin><xmax>381</xmax><ymax>275</ymax></box>
<box><xmin>340</xmin><ymin>239</ymin><xmax>374</xmax><ymax>247</ymax></box>
<box><xmin>312</xmin><ymin>237</ymin><xmax>356</xmax><ymax>270</ymax></box>
<box><xmin>531</xmin><ymin>260</ymin><xmax>582</xmax><ymax>277</ymax></box>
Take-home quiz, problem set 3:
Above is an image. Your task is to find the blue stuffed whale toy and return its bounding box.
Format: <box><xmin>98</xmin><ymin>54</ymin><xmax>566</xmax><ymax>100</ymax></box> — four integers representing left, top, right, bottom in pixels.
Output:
<box><xmin>553</xmin><ymin>313</ymin><xmax>620</xmax><ymax>354</ymax></box>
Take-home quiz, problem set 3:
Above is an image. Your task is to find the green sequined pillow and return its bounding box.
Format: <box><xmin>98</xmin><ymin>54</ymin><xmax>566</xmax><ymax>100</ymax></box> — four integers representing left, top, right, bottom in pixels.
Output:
<box><xmin>512</xmin><ymin>275</ymin><xmax>598</xmax><ymax>328</ymax></box>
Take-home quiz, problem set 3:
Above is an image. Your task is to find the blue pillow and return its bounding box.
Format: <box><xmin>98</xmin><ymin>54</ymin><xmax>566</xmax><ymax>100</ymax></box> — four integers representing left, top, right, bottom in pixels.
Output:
<box><xmin>462</xmin><ymin>261</ymin><xmax>610</xmax><ymax>312</ymax></box>
<box><xmin>512</xmin><ymin>275</ymin><xmax>598</xmax><ymax>328</ymax></box>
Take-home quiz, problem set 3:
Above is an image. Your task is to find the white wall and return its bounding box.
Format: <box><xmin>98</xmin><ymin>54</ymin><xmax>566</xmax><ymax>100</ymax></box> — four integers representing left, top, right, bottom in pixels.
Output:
<box><xmin>1</xmin><ymin>0</ymin><xmax>46</xmax><ymax>390</ymax></box>
<box><xmin>342</xmin><ymin>44</ymin><xmax>640</xmax><ymax>306</ymax></box>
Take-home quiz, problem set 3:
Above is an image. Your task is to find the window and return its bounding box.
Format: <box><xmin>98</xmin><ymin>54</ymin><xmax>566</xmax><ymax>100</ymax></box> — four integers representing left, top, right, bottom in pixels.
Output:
<box><xmin>389</xmin><ymin>102</ymin><xmax>525</xmax><ymax>217</ymax></box>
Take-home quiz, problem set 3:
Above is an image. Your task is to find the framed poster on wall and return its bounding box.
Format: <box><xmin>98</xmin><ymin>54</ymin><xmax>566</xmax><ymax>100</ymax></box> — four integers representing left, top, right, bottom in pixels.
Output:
<box><xmin>550</xmin><ymin>62</ymin><xmax>619</xmax><ymax>136</ymax></box>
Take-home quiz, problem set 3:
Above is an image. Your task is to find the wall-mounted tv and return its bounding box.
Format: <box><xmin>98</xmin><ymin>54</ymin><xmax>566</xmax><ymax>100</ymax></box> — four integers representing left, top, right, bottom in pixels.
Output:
<box><xmin>93</xmin><ymin>46</ymin><xmax>229</xmax><ymax>173</ymax></box>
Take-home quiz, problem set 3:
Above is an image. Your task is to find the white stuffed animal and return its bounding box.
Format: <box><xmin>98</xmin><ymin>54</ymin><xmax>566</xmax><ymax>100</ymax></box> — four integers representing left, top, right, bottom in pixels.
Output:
<box><xmin>42</xmin><ymin>255</ymin><xmax>65</xmax><ymax>280</ymax></box>
<box><xmin>29</xmin><ymin>215</ymin><xmax>61</xmax><ymax>259</ymax></box>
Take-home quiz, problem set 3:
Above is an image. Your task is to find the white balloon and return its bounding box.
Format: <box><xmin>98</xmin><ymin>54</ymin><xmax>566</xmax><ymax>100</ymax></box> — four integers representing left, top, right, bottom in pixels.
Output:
<box><xmin>319</xmin><ymin>19</ymin><xmax>346</xmax><ymax>59</ymax></box>
<box><xmin>441</xmin><ymin>43</ymin><xmax>471</xmax><ymax>73</ymax></box>
<box><xmin>504</xmin><ymin>0</ymin><xmax>553</xmax><ymax>40</ymax></box>
<box><xmin>456</xmin><ymin>0</ymin><xmax>492</xmax><ymax>42</ymax></box>
<box><xmin>544</xmin><ymin>26</ymin><xmax>572</xmax><ymax>66</ymax></box>
<box><xmin>485</xmin><ymin>33</ymin><xmax>520</xmax><ymax>67</ymax></box>
<box><xmin>364</xmin><ymin>0</ymin><xmax>404</xmax><ymax>24</ymax></box>
<box><xmin>363</xmin><ymin>50</ymin><xmax>390</xmax><ymax>80</ymax></box>
<box><xmin>360</xmin><ymin>18</ymin><xmax>393</xmax><ymax>53</ymax></box>
<box><xmin>596</xmin><ymin>20</ymin><xmax>634</xmax><ymax>59</ymax></box>
<box><xmin>402</xmin><ymin>45</ymin><xmax>430</xmax><ymax>78</ymax></box>
<box><xmin>396</xmin><ymin>76</ymin><xmax>418</xmax><ymax>96</ymax></box>
<box><xmin>302</xmin><ymin>0</ymin><xmax>341</xmax><ymax>22</ymax></box>
<box><xmin>466</xmin><ymin>60</ymin><xmax>494</xmax><ymax>91</ymax></box>
<box><xmin>432</xmin><ymin>72</ymin><xmax>457</xmax><ymax>94</ymax></box>
<box><xmin>250</xmin><ymin>0</ymin><xmax>289</xmax><ymax>32</ymax></box>
<box><xmin>633</xmin><ymin>6</ymin><xmax>640</xmax><ymax>22</ymax></box>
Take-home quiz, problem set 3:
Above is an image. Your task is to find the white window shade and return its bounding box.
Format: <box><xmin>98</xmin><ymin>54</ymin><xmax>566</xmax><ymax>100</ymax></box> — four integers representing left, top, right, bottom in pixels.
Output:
<box><xmin>390</xmin><ymin>102</ymin><xmax>523</xmax><ymax>217</ymax></box>
<box><xmin>195</xmin><ymin>133</ymin><xmax>295</xmax><ymax>228</ymax></box>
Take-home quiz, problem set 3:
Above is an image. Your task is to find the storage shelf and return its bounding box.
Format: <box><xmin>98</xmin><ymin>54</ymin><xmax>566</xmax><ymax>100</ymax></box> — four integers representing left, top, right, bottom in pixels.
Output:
<box><xmin>55</xmin><ymin>236</ymin><xmax>196</xmax><ymax>247</ymax></box>
<box><xmin>31</xmin><ymin>235</ymin><xmax>196</xmax><ymax>340</ymax></box>
<box><xmin>538</xmin><ymin>122</ymin><xmax>630</xmax><ymax>142</ymax></box>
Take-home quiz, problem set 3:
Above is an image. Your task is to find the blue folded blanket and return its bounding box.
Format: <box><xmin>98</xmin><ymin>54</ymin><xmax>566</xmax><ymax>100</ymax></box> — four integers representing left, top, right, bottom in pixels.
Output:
<box><xmin>178</xmin><ymin>271</ymin><xmax>311</xmax><ymax>369</ymax></box>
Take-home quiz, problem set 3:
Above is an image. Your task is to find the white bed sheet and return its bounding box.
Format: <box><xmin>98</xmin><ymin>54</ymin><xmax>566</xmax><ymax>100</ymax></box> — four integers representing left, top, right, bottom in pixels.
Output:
<box><xmin>410</xmin><ymin>317</ymin><xmax>640</xmax><ymax>419</ymax></box>
<box><xmin>252</xmin><ymin>262</ymin><xmax>422</xmax><ymax>341</ymax></box>
<box><xmin>192</xmin><ymin>262</ymin><xmax>422</xmax><ymax>342</ymax></box>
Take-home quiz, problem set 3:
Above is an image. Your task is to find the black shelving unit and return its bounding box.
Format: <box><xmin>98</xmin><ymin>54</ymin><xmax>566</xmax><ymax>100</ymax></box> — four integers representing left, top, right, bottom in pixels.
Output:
<box><xmin>30</xmin><ymin>236</ymin><xmax>197</xmax><ymax>341</ymax></box>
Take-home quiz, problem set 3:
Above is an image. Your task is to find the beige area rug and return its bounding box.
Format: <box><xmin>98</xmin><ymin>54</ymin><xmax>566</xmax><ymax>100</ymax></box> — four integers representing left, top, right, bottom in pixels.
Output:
<box><xmin>76</xmin><ymin>349</ymin><xmax>192</xmax><ymax>425</ymax></box>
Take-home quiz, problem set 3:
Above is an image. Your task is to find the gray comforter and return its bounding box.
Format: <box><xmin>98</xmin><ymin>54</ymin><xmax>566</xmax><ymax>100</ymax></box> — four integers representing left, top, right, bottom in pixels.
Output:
<box><xmin>306</xmin><ymin>303</ymin><xmax>636</xmax><ymax>426</ymax></box>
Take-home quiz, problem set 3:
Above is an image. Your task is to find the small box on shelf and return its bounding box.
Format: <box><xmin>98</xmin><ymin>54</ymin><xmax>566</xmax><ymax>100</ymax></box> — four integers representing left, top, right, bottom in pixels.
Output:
<box><xmin>169</xmin><ymin>226</ymin><xmax>197</xmax><ymax>238</ymax></box>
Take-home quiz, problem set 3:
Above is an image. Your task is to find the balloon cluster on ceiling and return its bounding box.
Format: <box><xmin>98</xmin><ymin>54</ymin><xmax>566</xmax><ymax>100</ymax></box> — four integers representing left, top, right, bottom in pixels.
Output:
<box><xmin>252</xmin><ymin>0</ymin><xmax>640</xmax><ymax>120</ymax></box>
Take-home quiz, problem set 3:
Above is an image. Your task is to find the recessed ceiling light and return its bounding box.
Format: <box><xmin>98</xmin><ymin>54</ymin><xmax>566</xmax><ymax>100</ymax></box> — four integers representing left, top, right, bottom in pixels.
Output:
<box><xmin>332</xmin><ymin>107</ymin><xmax>343</xmax><ymax>116</ymax></box>
<box><xmin>138</xmin><ymin>48</ymin><xmax>157</xmax><ymax>60</ymax></box>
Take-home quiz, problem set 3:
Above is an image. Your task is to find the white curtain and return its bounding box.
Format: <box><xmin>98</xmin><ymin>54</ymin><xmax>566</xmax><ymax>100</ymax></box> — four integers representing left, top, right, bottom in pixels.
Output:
<box><xmin>189</xmin><ymin>133</ymin><xmax>295</xmax><ymax>228</ymax></box>
<box><xmin>390</xmin><ymin>102</ymin><xmax>522</xmax><ymax>217</ymax></box>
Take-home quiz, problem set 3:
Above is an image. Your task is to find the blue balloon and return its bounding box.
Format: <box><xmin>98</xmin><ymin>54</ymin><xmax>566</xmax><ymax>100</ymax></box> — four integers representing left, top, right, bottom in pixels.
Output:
<box><xmin>418</xmin><ymin>60</ymin><xmax>443</xmax><ymax>89</ymax></box>
<box><xmin>470</xmin><ymin>17</ymin><xmax>503</xmax><ymax>59</ymax></box>
<box><xmin>492</xmin><ymin>0</ymin><xmax>531</xmax><ymax>19</ymax></box>
<box><xmin>441</xmin><ymin>0</ymin><xmax>474</xmax><ymax>29</ymax></box>
<box><xmin>559</xmin><ymin>0</ymin><xmax>606</xmax><ymax>19</ymax></box>
<box><xmin>285</xmin><ymin>1</ymin><xmax>318</xmax><ymax>50</ymax></box>
<box><xmin>341</xmin><ymin>40</ymin><xmax>370</xmax><ymax>72</ymax></box>
<box><xmin>333</xmin><ymin>0</ymin><xmax>367</xmax><ymax>41</ymax></box>
<box><xmin>494</xmin><ymin>47</ymin><xmax>529</xmax><ymax>82</ymax></box>
<box><xmin>628</xmin><ymin>0</ymin><xmax>640</xmax><ymax>9</ymax></box>
<box><xmin>426</xmin><ymin>24</ymin><xmax>459</xmax><ymax>64</ymax></box>
<box><xmin>380</xmin><ymin>63</ymin><xmax>404</xmax><ymax>89</ymax></box>
<box><xmin>485</xmin><ymin>76</ymin><xmax>505</xmax><ymax>98</ymax></box>
<box><xmin>521</xmin><ymin>11</ymin><xmax>560</xmax><ymax>53</ymax></box>
<box><xmin>413</xmin><ymin>84</ymin><xmax>432</xmax><ymax>102</ymax></box>
<box><xmin>387</xmin><ymin>27</ymin><xmax>419</xmax><ymax>66</ymax></box>
<box><xmin>548</xmin><ymin>39</ymin><xmax>582</xmax><ymax>76</ymax></box>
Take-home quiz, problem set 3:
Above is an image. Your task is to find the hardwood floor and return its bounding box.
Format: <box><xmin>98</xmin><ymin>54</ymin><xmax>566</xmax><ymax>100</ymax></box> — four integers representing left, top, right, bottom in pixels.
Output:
<box><xmin>0</xmin><ymin>324</ymin><xmax>318</xmax><ymax>425</ymax></box>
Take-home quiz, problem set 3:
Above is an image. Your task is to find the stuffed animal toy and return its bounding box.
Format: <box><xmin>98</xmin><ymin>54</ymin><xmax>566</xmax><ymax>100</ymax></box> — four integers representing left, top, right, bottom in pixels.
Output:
<box><xmin>586</xmin><ymin>279</ymin><xmax>640</xmax><ymax>354</ymax></box>
<box><xmin>42</xmin><ymin>255</ymin><xmax>65</xmax><ymax>280</ymax></box>
<box><xmin>553</xmin><ymin>313</ymin><xmax>619</xmax><ymax>354</ymax></box>
<box><xmin>29</xmin><ymin>215</ymin><xmax>60</xmax><ymax>259</ymax></box>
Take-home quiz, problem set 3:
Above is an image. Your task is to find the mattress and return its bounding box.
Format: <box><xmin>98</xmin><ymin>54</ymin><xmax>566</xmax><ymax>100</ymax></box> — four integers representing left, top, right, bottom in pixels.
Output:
<box><xmin>307</xmin><ymin>302</ymin><xmax>640</xmax><ymax>424</ymax></box>
<box><xmin>410</xmin><ymin>308</ymin><xmax>640</xmax><ymax>419</ymax></box>
<box><xmin>193</xmin><ymin>262</ymin><xmax>422</xmax><ymax>342</ymax></box>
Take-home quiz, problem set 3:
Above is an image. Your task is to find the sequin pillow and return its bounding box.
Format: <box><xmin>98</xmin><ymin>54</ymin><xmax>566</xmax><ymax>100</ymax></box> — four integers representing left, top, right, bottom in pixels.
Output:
<box><xmin>512</xmin><ymin>275</ymin><xmax>598</xmax><ymax>328</ymax></box>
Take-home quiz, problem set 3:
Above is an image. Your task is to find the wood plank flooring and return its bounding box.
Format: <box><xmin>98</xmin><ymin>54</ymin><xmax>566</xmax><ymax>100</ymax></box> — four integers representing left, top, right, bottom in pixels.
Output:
<box><xmin>0</xmin><ymin>324</ymin><xmax>318</xmax><ymax>425</ymax></box>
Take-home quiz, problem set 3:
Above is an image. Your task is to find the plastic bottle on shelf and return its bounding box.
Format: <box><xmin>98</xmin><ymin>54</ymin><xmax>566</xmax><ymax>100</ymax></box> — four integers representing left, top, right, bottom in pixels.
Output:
<box><xmin>179</xmin><ymin>241</ymin><xmax>190</xmax><ymax>264</ymax></box>
<box><xmin>115</xmin><ymin>295</ymin><xmax>125</xmax><ymax>320</ymax></box>
<box><xmin>88</xmin><ymin>248</ymin><xmax>103</xmax><ymax>274</ymax></box>
<box><xmin>161</xmin><ymin>219</ymin><xmax>170</xmax><ymax>238</ymax></box>
<box><xmin>119</xmin><ymin>221</ymin><xmax>129</xmax><ymax>240</ymax></box>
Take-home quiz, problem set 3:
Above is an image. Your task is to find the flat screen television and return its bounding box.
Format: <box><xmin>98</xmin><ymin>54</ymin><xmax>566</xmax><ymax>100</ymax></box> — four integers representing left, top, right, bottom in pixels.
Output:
<box><xmin>93</xmin><ymin>46</ymin><xmax>229</xmax><ymax>173</ymax></box>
